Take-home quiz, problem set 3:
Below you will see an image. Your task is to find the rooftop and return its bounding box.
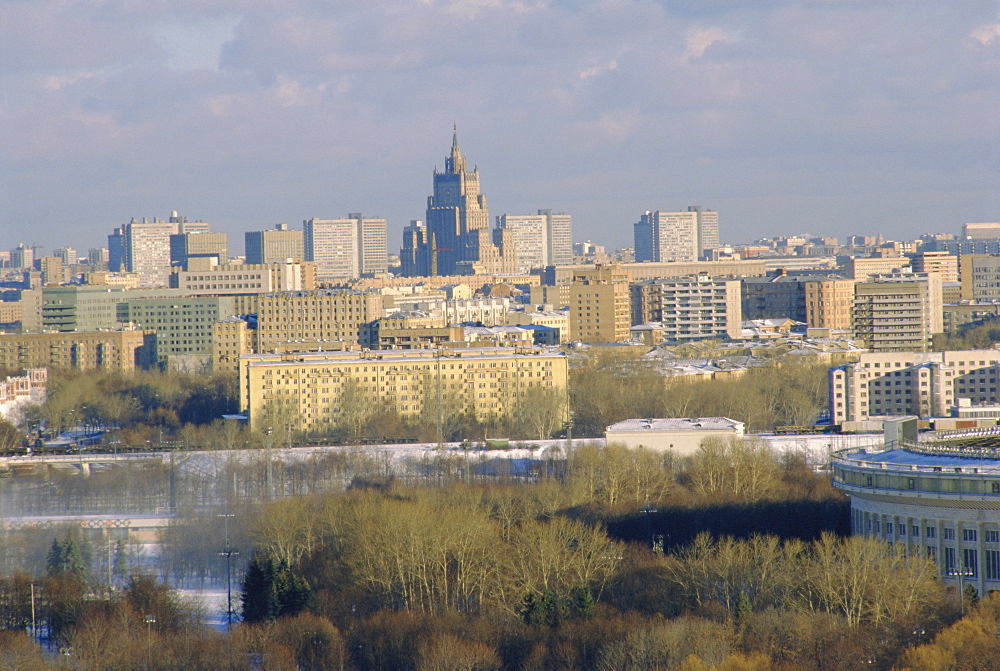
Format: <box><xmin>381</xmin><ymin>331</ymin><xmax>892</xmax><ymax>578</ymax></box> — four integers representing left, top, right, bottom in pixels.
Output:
<box><xmin>607</xmin><ymin>417</ymin><xmax>743</xmax><ymax>433</ymax></box>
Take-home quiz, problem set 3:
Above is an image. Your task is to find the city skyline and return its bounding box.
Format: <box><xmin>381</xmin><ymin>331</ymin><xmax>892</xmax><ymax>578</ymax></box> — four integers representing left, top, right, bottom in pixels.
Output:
<box><xmin>2</xmin><ymin>2</ymin><xmax>998</xmax><ymax>253</ymax></box>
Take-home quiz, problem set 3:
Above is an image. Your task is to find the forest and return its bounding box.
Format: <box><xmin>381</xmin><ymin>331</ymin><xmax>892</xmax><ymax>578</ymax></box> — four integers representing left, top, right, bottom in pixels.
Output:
<box><xmin>0</xmin><ymin>437</ymin><xmax>991</xmax><ymax>669</ymax></box>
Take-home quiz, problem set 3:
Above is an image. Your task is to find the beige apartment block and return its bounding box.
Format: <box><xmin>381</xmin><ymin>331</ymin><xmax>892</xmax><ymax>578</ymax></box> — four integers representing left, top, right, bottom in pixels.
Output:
<box><xmin>641</xmin><ymin>275</ymin><xmax>743</xmax><ymax>341</ymax></box>
<box><xmin>239</xmin><ymin>347</ymin><xmax>569</xmax><ymax>433</ymax></box>
<box><xmin>83</xmin><ymin>272</ymin><xmax>141</xmax><ymax>289</ymax></box>
<box><xmin>844</xmin><ymin>255</ymin><xmax>911</xmax><ymax>280</ymax></box>
<box><xmin>255</xmin><ymin>290</ymin><xmax>385</xmax><ymax>351</ymax></box>
<box><xmin>829</xmin><ymin>349</ymin><xmax>1000</xmax><ymax>423</ymax></box>
<box><xmin>910</xmin><ymin>251</ymin><xmax>958</xmax><ymax>283</ymax></box>
<box><xmin>213</xmin><ymin>317</ymin><xmax>255</xmax><ymax>373</ymax></box>
<box><xmin>804</xmin><ymin>278</ymin><xmax>856</xmax><ymax>329</ymax></box>
<box><xmin>852</xmin><ymin>272</ymin><xmax>943</xmax><ymax>352</ymax></box>
<box><xmin>0</xmin><ymin>330</ymin><xmax>156</xmax><ymax>370</ymax></box>
<box><xmin>570</xmin><ymin>265</ymin><xmax>631</xmax><ymax>343</ymax></box>
<box><xmin>170</xmin><ymin>259</ymin><xmax>316</xmax><ymax>294</ymax></box>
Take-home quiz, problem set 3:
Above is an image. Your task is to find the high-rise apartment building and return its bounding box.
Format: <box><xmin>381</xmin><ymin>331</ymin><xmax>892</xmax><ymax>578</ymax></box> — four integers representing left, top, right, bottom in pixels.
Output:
<box><xmin>804</xmin><ymin>278</ymin><xmax>856</xmax><ymax>329</ymax></box>
<box><xmin>169</xmin><ymin>232</ymin><xmax>229</xmax><ymax>267</ymax></box>
<box><xmin>87</xmin><ymin>248</ymin><xmax>109</xmax><ymax>268</ymax></box>
<box><xmin>910</xmin><ymin>251</ymin><xmax>958</xmax><ymax>283</ymax></box>
<box><xmin>497</xmin><ymin>209</ymin><xmax>573</xmax><ymax>273</ymax></box>
<box><xmin>403</xmin><ymin>129</ymin><xmax>516</xmax><ymax>276</ymax></box>
<box><xmin>53</xmin><ymin>248</ymin><xmax>78</xmax><ymax>266</ymax></box>
<box><xmin>9</xmin><ymin>244</ymin><xmax>35</xmax><ymax>270</ymax></box>
<box><xmin>569</xmin><ymin>265</ymin><xmax>630</xmax><ymax>343</ymax></box>
<box><xmin>245</xmin><ymin>224</ymin><xmax>305</xmax><ymax>264</ymax></box>
<box><xmin>852</xmin><ymin>272</ymin><xmax>943</xmax><ymax>352</ymax></box>
<box><xmin>634</xmin><ymin>211</ymin><xmax>699</xmax><ymax>263</ymax></box>
<box><xmin>635</xmin><ymin>275</ymin><xmax>742</xmax><ymax>341</ymax></box>
<box><xmin>304</xmin><ymin>214</ymin><xmax>388</xmax><ymax>280</ymax></box>
<box><xmin>36</xmin><ymin>256</ymin><xmax>64</xmax><ymax>285</ymax></box>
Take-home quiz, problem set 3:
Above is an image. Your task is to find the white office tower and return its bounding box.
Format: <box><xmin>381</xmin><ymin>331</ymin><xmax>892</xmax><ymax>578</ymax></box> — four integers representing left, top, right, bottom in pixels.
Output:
<box><xmin>304</xmin><ymin>214</ymin><xmax>388</xmax><ymax>280</ymax></box>
<box><xmin>496</xmin><ymin>209</ymin><xmax>573</xmax><ymax>273</ymax></box>
<box><xmin>633</xmin><ymin>210</ymin><xmax>699</xmax><ymax>263</ymax></box>
<box><xmin>688</xmin><ymin>206</ymin><xmax>720</xmax><ymax>258</ymax></box>
<box><xmin>120</xmin><ymin>212</ymin><xmax>210</xmax><ymax>287</ymax></box>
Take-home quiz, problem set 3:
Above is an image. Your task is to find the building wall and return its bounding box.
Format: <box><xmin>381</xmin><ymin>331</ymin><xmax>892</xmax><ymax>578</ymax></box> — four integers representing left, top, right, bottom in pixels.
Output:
<box><xmin>852</xmin><ymin>273</ymin><xmax>943</xmax><ymax>352</ymax></box>
<box><xmin>121</xmin><ymin>296</ymin><xmax>236</xmax><ymax>366</ymax></box>
<box><xmin>254</xmin><ymin>290</ymin><xmax>385</xmax><ymax>351</ymax></box>
<box><xmin>804</xmin><ymin>278</ymin><xmax>856</xmax><ymax>329</ymax></box>
<box><xmin>245</xmin><ymin>226</ymin><xmax>305</xmax><ymax>265</ymax></box>
<box><xmin>570</xmin><ymin>266</ymin><xmax>630</xmax><ymax>343</ymax></box>
<box><xmin>654</xmin><ymin>276</ymin><xmax>742</xmax><ymax>341</ymax></box>
<box><xmin>0</xmin><ymin>330</ymin><xmax>155</xmax><ymax>370</ymax></box>
<box><xmin>634</xmin><ymin>211</ymin><xmax>699</xmax><ymax>263</ymax></box>
<box><xmin>171</xmin><ymin>261</ymin><xmax>315</xmax><ymax>294</ymax></box>
<box><xmin>240</xmin><ymin>348</ymin><xmax>568</xmax><ymax>432</ymax></box>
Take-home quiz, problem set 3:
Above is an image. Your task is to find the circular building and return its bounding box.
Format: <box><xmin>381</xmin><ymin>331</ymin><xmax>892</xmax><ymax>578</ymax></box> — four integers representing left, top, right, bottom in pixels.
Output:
<box><xmin>832</xmin><ymin>435</ymin><xmax>1000</xmax><ymax>597</ymax></box>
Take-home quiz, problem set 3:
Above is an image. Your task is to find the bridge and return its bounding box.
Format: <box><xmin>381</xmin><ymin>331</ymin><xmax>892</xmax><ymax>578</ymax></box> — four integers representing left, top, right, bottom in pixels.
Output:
<box><xmin>0</xmin><ymin>451</ymin><xmax>167</xmax><ymax>475</ymax></box>
<box><xmin>0</xmin><ymin>513</ymin><xmax>175</xmax><ymax>542</ymax></box>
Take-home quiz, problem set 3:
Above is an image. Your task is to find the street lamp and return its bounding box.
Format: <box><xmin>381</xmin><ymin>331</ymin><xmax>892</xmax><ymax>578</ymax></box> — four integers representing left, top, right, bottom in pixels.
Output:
<box><xmin>218</xmin><ymin>513</ymin><xmax>239</xmax><ymax>630</ymax></box>
<box><xmin>144</xmin><ymin>614</ymin><xmax>156</xmax><ymax>669</ymax></box>
<box><xmin>640</xmin><ymin>499</ymin><xmax>657</xmax><ymax>550</ymax></box>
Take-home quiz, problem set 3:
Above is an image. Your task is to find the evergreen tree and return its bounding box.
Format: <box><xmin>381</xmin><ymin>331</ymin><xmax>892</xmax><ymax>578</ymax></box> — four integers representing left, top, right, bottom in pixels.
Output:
<box><xmin>241</xmin><ymin>554</ymin><xmax>311</xmax><ymax>623</ymax></box>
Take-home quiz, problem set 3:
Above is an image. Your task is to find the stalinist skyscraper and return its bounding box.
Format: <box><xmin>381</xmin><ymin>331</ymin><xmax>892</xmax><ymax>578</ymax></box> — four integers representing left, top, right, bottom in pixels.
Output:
<box><xmin>401</xmin><ymin>128</ymin><xmax>516</xmax><ymax>277</ymax></box>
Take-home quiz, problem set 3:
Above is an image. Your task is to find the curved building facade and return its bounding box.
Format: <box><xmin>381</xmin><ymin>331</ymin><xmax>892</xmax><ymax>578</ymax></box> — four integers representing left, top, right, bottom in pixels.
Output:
<box><xmin>832</xmin><ymin>442</ymin><xmax>1000</xmax><ymax>597</ymax></box>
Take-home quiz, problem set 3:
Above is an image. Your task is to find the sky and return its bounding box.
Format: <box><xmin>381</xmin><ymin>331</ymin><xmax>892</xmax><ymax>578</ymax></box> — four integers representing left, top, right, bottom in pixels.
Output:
<box><xmin>1</xmin><ymin>0</ymin><xmax>998</xmax><ymax>256</ymax></box>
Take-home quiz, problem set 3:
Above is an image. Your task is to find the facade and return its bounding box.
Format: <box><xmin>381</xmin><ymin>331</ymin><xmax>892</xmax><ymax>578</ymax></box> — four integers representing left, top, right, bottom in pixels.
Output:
<box><xmin>959</xmin><ymin>255</ymin><xmax>1000</xmax><ymax>302</ymax></box>
<box><xmin>254</xmin><ymin>290</ymin><xmax>385</xmax><ymax>351</ymax></box>
<box><xmin>213</xmin><ymin>316</ymin><xmax>254</xmax><ymax>374</ymax></box>
<box><xmin>828</xmin><ymin>349</ymin><xmax>1000</xmax><ymax>423</ymax></box>
<box><xmin>0</xmin><ymin>368</ymin><xmax>47</xmax><ymax>420</ymax></box>
<box><xmin>403</xmin><ymin>130</ymin><xmax>516</xmax><ymax>277</ymax></box>
<box><xmin>634</xmin><ymin>210</ymin><xmax>699</xmax><ymax>263</ymax></box>
<box><xmin>833</xmin><ymin>442</ymin><xmax>1000</xmax><ymax>598</ymax></box>
<box><xmin>245</xmin><ymin>224</ymin><xmax>305</xmax><ymax>265</ymax></box>
<box><xmin>507</xmin><ymin>309</ymin><xmax>570</xmax><ymax>342</ymax></box>
<box><xmin>121</xmin><ymin>296</ymin><xmax>236</xmax><ymax>370</ymax></box>
<box><xmin>962</xmin><ymin>223</ymin><xmax>1000</xmax><ymax>239</ymax></box>
<box><xmin>688</xmin><ymin>206</ymin><xmax>720</xmax><ymax>257</ymax></box>
<box><xmin>741</xmin><ymin>273</ymin><xmax>809</xmax><ymax>322</ymax></box>
<box><xmin>910</xmin><ymin>251</ymin><xmax>958</xmax><ymax>283</ymax></box>
<box><xmin>843</xmin><ymin>255</ymin><xmax>911</xmax><ymax>280</ymax></box>
<box><xmin>0</xmin><ymin>330</ymin><xmax>156</xmax><ymax>370</ymax></box>
<box><xmin>304</xmin><ymin>214</ymin><xmax>388</xmax><ymax>279</ymax></box>
<box><xmin>170</xmin><ymin>259</ymin><xmax>315</xmax><ymax>294</ymax></box>
<box><xmin>804</xmin><ymin>278</ymin><xmax>857</xmax><ymax>329</ymax></box>
<box><xmin>392</xmin><ymin>297</ymin><xmax>511</xmax><ymax>326</ymax></box>
<box><xmin>570</xmin><ymin>265</ymin><xmax>631</xmax><ymax>343</ymax></box>
<box><xmin>118</xmin><ymin>213</ymin><xmax>210</xmax><ymax>287</ymax></box>
<box><xmin>852</xmin><ymin>272</ymin><xmax>943</xmax><ymax>352</ymax></box>
<box><xmin>943</xmin><ymin>303</ymin><xmax>1000</xmax><ymax>336</ymax></box>
<box><xmin>41</xmin><ymin>286</ymin><xmax>185</xmax><ymax>332</ymax></box>
<box><xmin>605</xmin><ymin>417</ymin><xmax>744</xmax><ymax>456</ymax></box>
<box><xmin>239</xmin><ymin>347</ymin><xmax>569</xmax><ymax>433</ymax></box>
<box><xmin>36</xmin><ymin>256</ymin><xmax>64</xmax><ymax>285</ymax></box>
<box><xmin>496</xmin><ymin>209</ymin><xmax>573</xmax><ymax>273</ymax></box>
<box><xmin>169</xmin><ymin>232</ymin><xmax>229</xmax><ymax>267</ymax></box>
<box><xmin>654</xmin><ymin>275</ymin><xmax>742</xmax><ymax>342</ymax></box>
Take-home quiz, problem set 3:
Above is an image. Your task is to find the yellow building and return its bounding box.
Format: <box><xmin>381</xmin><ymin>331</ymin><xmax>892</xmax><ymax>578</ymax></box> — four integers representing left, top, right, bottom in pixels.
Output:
<box><xmin>0</xmin><ymin>330</ymin><xmax>156</xmax><ymax>370</ymax></box>
<box><xmin>804</xmin><ymin>278</ymin><xmax>856</xmax><ymax>329</ymax></box>
<box><xmin>255</xmin><ymin>290</ymin><xmax>385</xmax><ymax>350</ymax></box>
<box><xmin>213</xmin><ymin>317</ymin><xmax>255</xmax><ymax>374</ymax></box>
<box><xmin>569</xmin><ymin>265</ymin><xmax>630</xmax><ymax>343</ymax></box>
<box><xmin>239</xmin><ymin>347</ymin><xmax>568</xmax><ymax>433</ymax></box>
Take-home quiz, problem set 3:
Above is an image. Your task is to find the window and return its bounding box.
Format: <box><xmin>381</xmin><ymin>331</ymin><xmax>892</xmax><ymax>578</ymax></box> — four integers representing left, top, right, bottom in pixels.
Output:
<box><xmin>945</xmin><ymin>547</ymin><xmax>956</xmax><ymax>573</ymax></box>
<box><xmin>927</xmin><ymin>546</ymin><xmax>937</xmax><ymax>560</ymax></box>
<box><xmin>987</xmin><ymin>550</ymin><xmax>1000</xmax><ymax>581</ymax></box>
<box><xmin>964</xmin><ymin>529</ymin><xmax>978</xmax><ymax>542</ymax></box>
<box><xmin>886</xmin><ymin>522</ymin><xmax>894</xmax><ymax>535</ymax></box>
<box><xmin>944</xmin><ymin>528</ymin><xmax>955</xmax><ymax>540</ymax></box>
<box><xmin>964</xmin><ymin>549</ymin><xmax>979</xmax><ymax>578</ymax></box>
<box><xmin>986</xmin><ymin>530</ymin><xmax>999</xmax><ymax>543</ymax></box>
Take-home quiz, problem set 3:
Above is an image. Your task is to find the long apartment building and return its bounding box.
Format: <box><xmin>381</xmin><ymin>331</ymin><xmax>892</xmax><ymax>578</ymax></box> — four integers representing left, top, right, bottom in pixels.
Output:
<box><xmin>254</xmin><ymin>290</ymin><xmax>385</xmax><ymax>351</ymax></box>
<box><xmin>169</xmin><ymin>259</ymin><xmax>316</xmax><ymax>294</ymax></box>
<box><xmin>239</xmin><ymin>347</ymin><xmax>568</xmax><ymax>433</ymax></box>
<box><xmin>0</xmin><ymin>330</ymin><xmax>156</xmax><ymax>370</ymax></box>
<box><xmin>829</xmin><ymin>349</ymin><xmax>1000</xmax><ymax>423</ymax></box>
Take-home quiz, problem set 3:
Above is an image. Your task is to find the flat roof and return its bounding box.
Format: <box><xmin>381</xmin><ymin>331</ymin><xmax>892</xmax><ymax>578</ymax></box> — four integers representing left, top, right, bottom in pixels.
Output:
<box><xmin>839</xmin><ymin>448</ymin><xmax>1000</xmax><ymax>469</ymax></box>
<box><xmin>607</xmin><ymin>417</ymin><xmax>743</xmax><ymax>433</ymax></box>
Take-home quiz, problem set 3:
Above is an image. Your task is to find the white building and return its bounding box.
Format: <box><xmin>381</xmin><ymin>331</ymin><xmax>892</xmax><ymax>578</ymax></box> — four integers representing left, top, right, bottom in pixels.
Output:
<box><xmin>634</xmin><ymin>210</ymin><xmax>699</xmax><ymax>263</ymax></box>
<box><xmin>119</xmin><ymin>212</ymin><xmax>210</xmax><ymax>287</ymax></box>
<box><xmin>605</xmin><ymin>417</ymin><xmax>745</xmax><ymax>456</ymax></box>
<box><xmin>0</xmin><ymin>368</ymin><xmax>47</xmax><ymax>421</ymax></box>
<box><xmin>305</xmin><ymin>214</ymin><xmax>388</xmax><ymax>280</ymax></box>
<box><xmin>496</xmin><ymin>209</ymin><xmax>573</xmax><ymax>273</ymax></box>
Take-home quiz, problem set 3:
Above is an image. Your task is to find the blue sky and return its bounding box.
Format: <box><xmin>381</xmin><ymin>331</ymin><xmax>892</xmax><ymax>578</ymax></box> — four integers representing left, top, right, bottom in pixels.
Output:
<box><xmin>1</xmin><ymin>0</ymin><xmax>998</xmax><ymax>255</ymax></box>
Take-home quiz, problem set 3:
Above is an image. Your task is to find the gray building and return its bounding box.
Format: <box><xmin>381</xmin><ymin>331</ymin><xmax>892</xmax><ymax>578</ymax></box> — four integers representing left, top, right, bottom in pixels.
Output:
<box><xmin>245</xmin><ymin>224</ymin><xmax>305</xmax><ymax>265</ymax></box>
<box><xmin>121</xmin><ymin>295</ymin><xmax>236</xmax><ymax>370</ymax></box>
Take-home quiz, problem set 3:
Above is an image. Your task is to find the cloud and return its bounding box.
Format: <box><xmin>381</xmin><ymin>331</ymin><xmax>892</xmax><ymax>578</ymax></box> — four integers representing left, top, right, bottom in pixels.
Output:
<box><xmin>970</xmin><ymin>22</ymin><xmax>1000</xmax><ymax>47</ymax></box>
<box><xmin>684</xmin><ymin>26</ymin><xmax>733</xmax><ymax>60</ymax></box>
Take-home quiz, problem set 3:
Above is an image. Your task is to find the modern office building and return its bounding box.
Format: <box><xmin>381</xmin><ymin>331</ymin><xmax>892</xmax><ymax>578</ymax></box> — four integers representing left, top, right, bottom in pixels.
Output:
<box><xmin>115</xmin><ymin>212</ymin><xmax>210</xmax><ymax>287</ymax></box>
<box><xmin>828</xmin><ymin>349</ymin><xmax>1000</xmax><ymax>423</ymax></box>
<box><xmin>634</xmin><ymin>210</ymin><xmax>699</xmax><ymax>263</ymax></box>
<box><xmin>121</xmin><ymin>296</ymin><xmax>237</xmax><ymax>370</ymax></box>
<box><xmin>239</xmin><ymin>347</ymin><xmax>568</xmax><ymax>433</ymax></box>
<box><xmin>569</xmin><ymin>265</ymin><xmax>631</xmax><ymax>343</ymax></box>
<box><xmin>0</xmin><ymin>330</ymin><xmax>156</xmax><ymax>370</ymax></box>
<box><xmin>833</xmin><ymin>436</ymin><xmax>1000</xmax><ymax>598</ymax></box>
<box><xmin>170</xmin><ymin>259</ymin><xmax>315</xmax><ymax>294</ymax></box>
<box><xmin>245</xmin><ymin>224</ymin><xmax>305</xmax><ymax>265</ymax></box>
<box><xmin>304</xmin><ymin>214</ymin><xmax>388</xmax><ymax>280</ymax></box>
<box><xmin>852</xmin><ymin>272</ymin><xmax>943</xmax><ymax>352</ymax></box>
<box><xmin>402</xmin><ymin>129</ymin><xmax>516</xmax><ymax>277</ymax></box>
<box><xmin>169</xmin><ymin>231</ymin><xmax>229</xmax><ymax>267</ymax></box>
<box><xmin>688</xmin><ymin>206</ymin><xmax>720</xmax><ymax>258</ymax></box>
<box><xmin>496</xmin><ymin>209</ymin><xmax>573</xmax><ymax>273</ymax></box>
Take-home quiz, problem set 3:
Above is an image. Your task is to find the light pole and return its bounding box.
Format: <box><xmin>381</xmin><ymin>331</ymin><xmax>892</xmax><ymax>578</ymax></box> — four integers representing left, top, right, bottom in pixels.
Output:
<box><xmin>264</xmin><ymin>427</ymin><xmax>273</xmax><ymax>501</ymax></box>
<box><xmin>144</xmin><ymin>614</ymin><xmax>156</xmax><ymax>669</ymax></box>
<box><xmin>640</xmin><ymin>499</ymin><xmax>657</xmax><ymax>550</ymax></box>
<box><xmin>218</xmin><ymin>512</ymin><xmax>238</xmax><ymax>630</ymax></box>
